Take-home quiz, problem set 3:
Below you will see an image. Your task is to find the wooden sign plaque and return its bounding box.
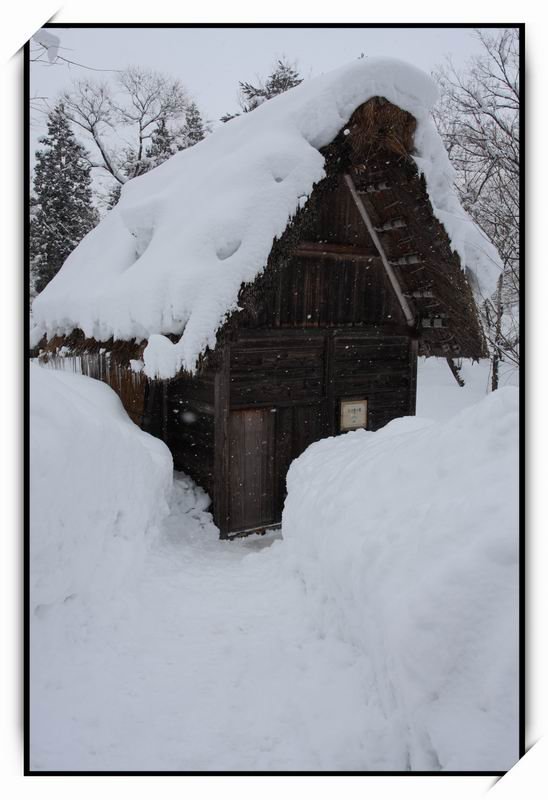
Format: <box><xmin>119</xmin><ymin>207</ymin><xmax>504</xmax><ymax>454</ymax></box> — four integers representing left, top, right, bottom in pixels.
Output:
<box><xmin>340</xmin><ymin>399</ymin><xmax>368</xmax><ymax>432</ymax></box>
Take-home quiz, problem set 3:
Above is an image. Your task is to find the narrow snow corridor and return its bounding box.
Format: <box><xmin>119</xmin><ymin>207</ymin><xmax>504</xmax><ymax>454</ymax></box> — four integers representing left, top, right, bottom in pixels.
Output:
<box><xmin>30</xmin><ymin>474</ymin><xmax>394</xmax><ymax>772</ymax></box>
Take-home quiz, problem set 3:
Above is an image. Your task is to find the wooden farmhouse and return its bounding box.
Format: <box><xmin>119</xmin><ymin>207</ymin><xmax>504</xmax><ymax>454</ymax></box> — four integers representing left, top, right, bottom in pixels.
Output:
<box><xmin>32</xmin><ymin>61</ymin><xmax>493</xmax><ymax>538</ymax></box>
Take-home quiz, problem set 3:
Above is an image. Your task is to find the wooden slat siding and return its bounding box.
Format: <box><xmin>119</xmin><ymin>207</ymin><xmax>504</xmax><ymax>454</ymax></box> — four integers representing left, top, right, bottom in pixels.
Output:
<box><xmin>231</xmin><ymin>380</ymin><xmax>323</xmax><ymax>407</ymax></box>
<box><xmin>331</xmin><ymin>335</ymin><xmax>413</xmax><ymax>432</ymax></box>
<box><xmin>230</xmin><ymin>338</ymin><xmax>325</xmax><ymax>407</ymax></box>
<box><xmin>301</xmin><ymin>177</ymin><xmax>374</xmax><ymax>246</ymax></box>
<box><xmin>274</xmin><ymin>255</ymin><xmax>404</xmax><ymax>330</ymax></box>
<box><xmin>142</xmin><ymin>380</ymin><xmax>163</xmax><ymax>439</ymax></box>
<box><xmin>292</xmin><ymin>404</ymin><xmax>330</xmax><ymax>459</ymax></box>
<box><xmin>333</xmin><ymin>340</ymin><xmax>409</xmax><ymax>380</ymax></box>
<box><xmin>167</xmin><ymin>412</ymin><xmax>215</xmax><ymax>495</ymax></box>
<box><xmin>169</xmin><ymin>378</ymin><xmax>215</xmax><ymax>407</ymax></box>
<box><xmin>214</xmin><ymin>345</ymin><xmax>231</xmax><ymax>538</ymax></box>
<box><xmin>51</xmin><ymin>351</ymin><xmax>149</xmax><ymax>428</ymax></box>
<box><xmin>350</xmin><ymin>156</ymin><xmax>484</xmax><ymax>357</ymax></box>
<box><xmin>155</xmin><ymin>366</ymin><xmax>217</xmax><ymax>496</ymax></box>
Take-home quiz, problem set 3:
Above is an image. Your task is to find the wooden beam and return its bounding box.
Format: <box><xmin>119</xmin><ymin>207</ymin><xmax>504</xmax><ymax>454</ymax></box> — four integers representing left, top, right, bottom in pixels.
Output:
<box><xmin>421</xmin><ymin>317</ymin><xmax>448</xmax><ymax>329</ymax></box>
<box><xmin>408</xmin><ymin>337</ymin><xmax>419</xmax><ymax>414</ymax></box>
<box><xmin>295</xmin><ymin>241</ymin><xmax>377</xmax><ymax>261</ymax></box>
<box><xmin>446</xmin><ymin>357</ymin><xmax>466</xmax><ymax>387</ymax></box>
<box><xmin>357</xmin><ymin>181</ymin><xmax>390</xmax><ymax>194</ymax></box>
<box><xmin>343</xmin><ymin>174</ymin><xmax>416</xmax><ymax>328</ymax></box>
<box><xmin>408</xmin><ymin>289</ymin><xmax>435</xmax><ymax>299</ymax></box>
<box><xmin>392</xmin><ymin>254</ymin><xmax>422</xmax><ymax>266</ymax></box>
<box><xmin>375</xmin><ymin>217</ymin><xmax>407</xmax><ymax>232</ymax></box>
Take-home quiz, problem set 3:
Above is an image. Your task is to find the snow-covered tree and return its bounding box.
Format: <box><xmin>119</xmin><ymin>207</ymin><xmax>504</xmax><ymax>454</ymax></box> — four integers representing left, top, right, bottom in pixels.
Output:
<box><xmin>30</xmin><ymin>103</ymin><xmax>98</xmax><ymax>294</ymax></box>
<box><xmin>146</xmin><ymin>117</ymin><xmax>176</xmax><ymax>167</ymax></box>
<box><xmin>61</xmin><ymin>67</ymin><xmax>189</xmax><ymax>185</ymax></box>
<box><xmin>178</xmin><ymin>102</ymin><xmax>206</xmax><ymax>149</ymax></box>
<box><xmin>221</xmin><ymin>58</ymin><xmax>303</xmax><ymax>121</ymax></box>
<box><xmin>105</xmin><ymin>103</ymin><xmax>207</xmax><ymax>209</ymax></box>
<box><xmin>434</xmin><ymin>29</ymin><xmax>520</xmax><ymax>387</ymax></box>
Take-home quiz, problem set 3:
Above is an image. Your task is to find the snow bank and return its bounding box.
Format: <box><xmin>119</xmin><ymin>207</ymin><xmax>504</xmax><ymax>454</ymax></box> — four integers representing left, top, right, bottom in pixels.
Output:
<box><xmin>283</xmin><ymin>388</ymin><xmax>519</xmax><ymax>771</ymax></box>
<box><xmin>30</xmin><ymin>364</ymin><xmax>173</xmax><ymax>610</ymax></box>
<box><xmin>31</xmin><ymin>57</ymin><xmax>501</xmax><ymax>378</ymax></box>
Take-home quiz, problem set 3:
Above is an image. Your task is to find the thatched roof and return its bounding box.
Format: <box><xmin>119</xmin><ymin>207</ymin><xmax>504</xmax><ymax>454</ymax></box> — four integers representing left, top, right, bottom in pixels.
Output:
<box><xmin>31</xmin><ymin>58</ymin><xmax>500</xmax><ymax>374</ymax></box>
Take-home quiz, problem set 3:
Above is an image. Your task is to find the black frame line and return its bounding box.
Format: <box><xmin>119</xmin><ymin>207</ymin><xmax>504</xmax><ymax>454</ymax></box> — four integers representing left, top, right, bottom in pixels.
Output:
<box><xmin>23</xmin><ymin>21</ymin><xmax>525</xmax><ymax>778</ymax></box>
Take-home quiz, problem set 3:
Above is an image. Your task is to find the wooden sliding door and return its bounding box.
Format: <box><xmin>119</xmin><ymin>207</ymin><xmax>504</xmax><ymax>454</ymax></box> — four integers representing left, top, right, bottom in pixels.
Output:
<box><xmin>228</xmin><ymin>408</ymin><xmax>276</xmax><ymax>534</ymax></box>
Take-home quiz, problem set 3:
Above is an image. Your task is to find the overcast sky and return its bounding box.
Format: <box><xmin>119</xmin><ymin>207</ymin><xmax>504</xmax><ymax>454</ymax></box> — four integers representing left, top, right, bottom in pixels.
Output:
<box><xmin>29</xmin><ymin>25</ymin><xmax>510</xmax><ymax>189</ymax></box>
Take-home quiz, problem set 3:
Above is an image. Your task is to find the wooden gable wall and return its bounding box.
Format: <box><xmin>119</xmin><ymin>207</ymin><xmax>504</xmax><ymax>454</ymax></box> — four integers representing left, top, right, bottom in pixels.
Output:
<box><xmin>162</xmin><ymin>168</ymin><xmax>417</xmax><ymax>536</ymax></box>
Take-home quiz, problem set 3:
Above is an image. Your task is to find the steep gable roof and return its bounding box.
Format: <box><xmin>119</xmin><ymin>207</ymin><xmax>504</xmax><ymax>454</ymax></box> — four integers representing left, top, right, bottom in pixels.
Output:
<box><xmin>31</xmin><ymin>57</ymin><xmax>501</xmax><ymax>378</ymax></box>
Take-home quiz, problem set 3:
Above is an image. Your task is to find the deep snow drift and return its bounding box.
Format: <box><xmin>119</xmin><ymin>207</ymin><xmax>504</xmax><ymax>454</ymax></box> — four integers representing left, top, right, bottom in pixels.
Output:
<box><xmin>30</xmin><ymin>57</ymin><xmax>501</xmax><ymax>378</ymax></box>
<box><xmin>30</xmin><ymin>362</ymin><xmax>518</xmax><ymax>771</ymax></box>
<box><xmin>283</xmin><ymin>387</ymin><xmax>519</xmax><ymax>771</ymax></box>
<box><xmin>30</xmin><ymin>364</ymin><xmax>173</xmax><ymax>610</ymax></box>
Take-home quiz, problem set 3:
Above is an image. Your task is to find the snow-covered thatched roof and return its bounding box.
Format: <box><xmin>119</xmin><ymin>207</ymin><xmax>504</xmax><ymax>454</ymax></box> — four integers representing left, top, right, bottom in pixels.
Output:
<box><xmin>31</xmin><ymin>58</ymin><xmax>502</xmax><ymax>378</ymax></box>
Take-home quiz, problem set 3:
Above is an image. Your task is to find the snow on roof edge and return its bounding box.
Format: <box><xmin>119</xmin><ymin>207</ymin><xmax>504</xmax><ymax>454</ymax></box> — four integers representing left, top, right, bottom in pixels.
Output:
<box><xmin>30</xmin><ymin>57</ymin><xmax>502</xmax><ymax>378</ymax></box>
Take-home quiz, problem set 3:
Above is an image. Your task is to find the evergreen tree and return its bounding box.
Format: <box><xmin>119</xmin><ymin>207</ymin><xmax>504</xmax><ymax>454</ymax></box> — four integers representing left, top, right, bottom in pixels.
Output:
<box><xmin>106</xmin><ymin>182</ymin><xmax>122</xmax><ymax>211</ymax></box>
<box><xmin>263</xmin><ymin>58</ymin><xmax>302</xmax><ymax>98</ymax></box>
<box><xmin>220</xmin><ymin>111</ymin><xmax>239</xmax><ymax>124</ymax></box>
<box><xmin>178</xmin><ymin>102</ymin><xmax>206</xmax><ymax>149</ymax></box>
<box><xmin>240</xmin><ymin>58</ymin><xmax>302</xmax><ymax>111</ymax></box>
<box><xmin>146</xmin><ymin>117</ymin><xmax>176</xmax><ymax>168</ymax></box>
<box><xmin>30</xmin><ymin>103</ymin><xmax>98</xmax><ymax>294</ymax></box>
<box><xmin>222</xmin><ymin>58</ymin><xmax>303</xmax><ymax>121</ymax></box>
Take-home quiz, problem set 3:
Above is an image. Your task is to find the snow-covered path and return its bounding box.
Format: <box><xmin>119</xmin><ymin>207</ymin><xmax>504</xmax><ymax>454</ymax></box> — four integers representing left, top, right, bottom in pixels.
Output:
<box><xmin>30</xmin><ymin>360</ymin><xmax>519</xmax><ymax>771</ymax></box>
<box><xmin>31</xmin><ymin>474</ymin><xmax>395</xmax><ymax>772</ymax></box>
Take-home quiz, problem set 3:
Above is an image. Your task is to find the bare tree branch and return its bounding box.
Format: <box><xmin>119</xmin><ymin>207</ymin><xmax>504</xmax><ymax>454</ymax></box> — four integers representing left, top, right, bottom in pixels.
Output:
<box><xmin>433</xmin><ymin>28</ymin><xmax>520</xmax><ymax>383</ymax></box>
<box><xmin>60</xmin><ymin>68</ymin><xmax>189</xmax><ymax>183</ymax></box>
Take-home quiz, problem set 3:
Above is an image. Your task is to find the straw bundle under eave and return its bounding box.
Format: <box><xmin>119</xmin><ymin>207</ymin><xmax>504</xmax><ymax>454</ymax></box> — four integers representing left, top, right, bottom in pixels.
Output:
<box><xmin>347</xmin><ymin>97</ymin><xmax>417</xmax><ymax>160</ymax></box>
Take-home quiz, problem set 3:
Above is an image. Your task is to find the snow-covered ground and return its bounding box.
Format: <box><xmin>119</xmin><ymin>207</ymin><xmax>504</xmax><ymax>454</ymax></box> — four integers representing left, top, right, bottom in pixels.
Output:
<box><xmin>284</xmin><ymin>379</ymin><xmax>519</xmax><ymax>772</ymax></box>
<box><xmin>31</xmin><ymin>475</ymin><xmax>391</xmax><ymax>771</ymax></box>
<box><xmin>30</xmin><ymin>358</ymin><xmax>519</xmax><ymax>772</ymax></box>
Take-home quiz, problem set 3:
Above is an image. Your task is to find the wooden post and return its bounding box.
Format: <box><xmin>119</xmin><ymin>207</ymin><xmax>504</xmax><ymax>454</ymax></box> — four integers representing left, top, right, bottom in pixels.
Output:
<box><xmin>343</xmin><ymin>173</ymin><xmax>416</xmax><ymax>329</ymax></box>
<box><xmin>161</xmin><ymin>380</ymin><xmax>168</xmax><ymax>443</ymax></box>
<box><xmin>491</xmin><ymin>273</ymin><xmax>504</xmax><ymax>392</ymax></box>
<box><xmin>213</xmin><ymin>345</ymin><xmax>231</xmax><ymax>538</ymax></box>
<box><xmin>408</xmin><ymin>337</ymin><xmax>419</xmax><ymax>414</ymax></box>
<box><xmin>324</xmin><ymin>331</ymin><xmax>336</xmax><ymax>434</ymax></box>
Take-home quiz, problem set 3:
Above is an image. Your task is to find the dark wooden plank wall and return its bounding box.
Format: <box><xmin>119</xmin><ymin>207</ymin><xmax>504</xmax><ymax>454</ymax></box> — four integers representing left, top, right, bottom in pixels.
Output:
<box><xmin>230</xmin><ymin>336</ymin><xmax>325</xmax><ymax>407</ymax></box>
<box><xmin>332</xmin><ymin>335</ymin><xmax>412</xmax><ymax>430</ymax></box>
<box><xmin>300</xmin><ymin>177</ymin><xmax>374</xmax><ymax>246</ymax></box>
<box><xmin>229</xmin><ymin>330</ymin><xmax>413</xmax><ymax>430</ymax></box>
<box><xmin>276</xmin><ymin>254</ymin><xmax>402</xmax><ymax>328</ymax></box>
<box><xmin>273</xmin><ymin>402</ymin><xmax>329</xmax><ymax>503</ymax></box>
<box><xmin>150</xmin><ymin>369</ymin><xmax>217</xmax><ymax>499</ymax></box>
<box><xmin>224</xmin><ymin>330</ymin><xmax>415</xmax><ymax>534</ymax></box>
<box><xmin>236</xmin><ymin>175</ymin><xmax>406</xmax><ymax>332</ymax></box>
